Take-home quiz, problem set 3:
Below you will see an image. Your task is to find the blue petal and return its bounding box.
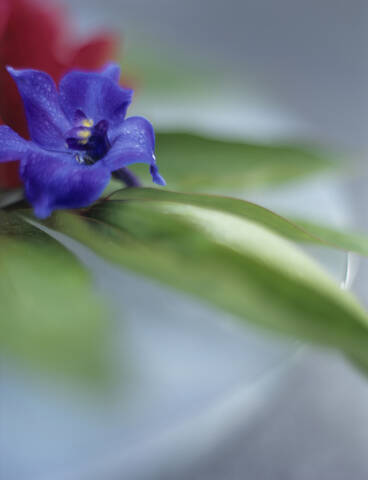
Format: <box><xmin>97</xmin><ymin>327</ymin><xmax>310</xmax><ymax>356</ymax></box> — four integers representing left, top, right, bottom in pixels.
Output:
<box><xmin>101</xmin><ymin>63</ymin><xmax>121</xmax><ymax>83</ymax></box>
<box><xmin>21</xmin><ymin>151</ymin><xmax>111</xmax><ymax>219</ymax></box>
<box><xmin>150</xmin><ymin>163</ymin><xmax>166</xmax><ymax>186</ymax></box>
<box><xmin>102</xmin><ymin>116</ymin><xmax>165</xmax><ymax>185</ymax></box>
<box><xmin>59</xmin><ymin>70</ymin><xmax>133</xmax><ymax>129</ymax></box>
<box><xmin>6</xmin><ymin>67</ymin><xmax>70</xmax><ymax>149</ymax></box>
<box><xmin>0</xmin><ymin>126</ymin><xmax>30</xmax><ymax>162</ymax></box>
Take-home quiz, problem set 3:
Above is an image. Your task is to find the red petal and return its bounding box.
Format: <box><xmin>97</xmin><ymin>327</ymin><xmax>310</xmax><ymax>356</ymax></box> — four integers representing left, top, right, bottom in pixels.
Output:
<box><xmin>0</xmin><ymin>0</ymin><xmax>121</xmax><ymax>189</ymax></box>
<box><xmin>69</xmin><ymin>33</ymin><xmax>119</xmax><ymax>71</ymax></box>
<box><xmin>0</xmin><ymin>162</ymin><xmax>22</xmax><ymax>188</ymax></box>
<box><xmin>0</xmin><ymin>0</ymin><xmax>10</xmax><ymax>40</ymax></box>
<box><xmin>0</xmin><ymin>0</ymin><xmax>66</xmax><ymax>134</ymax></box>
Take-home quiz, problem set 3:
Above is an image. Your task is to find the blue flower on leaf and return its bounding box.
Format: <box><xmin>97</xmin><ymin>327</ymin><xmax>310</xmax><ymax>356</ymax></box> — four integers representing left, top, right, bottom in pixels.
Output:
<box><xmin>0</xmin><ymin>63</ymin><xmax>165</xmax><ymax>218</ymax></box>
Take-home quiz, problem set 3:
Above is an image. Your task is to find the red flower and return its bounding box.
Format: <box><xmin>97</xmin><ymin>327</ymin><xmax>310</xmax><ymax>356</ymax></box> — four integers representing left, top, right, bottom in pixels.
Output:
<box><xmin>0</xmin><ymin>0</ymin><xmax>118</xmax><ymax>188</ymax></box>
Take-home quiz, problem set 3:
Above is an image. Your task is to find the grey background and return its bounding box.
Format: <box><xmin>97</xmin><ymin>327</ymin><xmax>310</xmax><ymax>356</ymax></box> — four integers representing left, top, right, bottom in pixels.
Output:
<box><xmin>61</xmin><ymin>1</ymin><xmax>368</xmax><ymax>478</ymax></box>
<box><xmin>66</xmin><ymin>0</ymin><xmax>368</xmax><ymax>150</ymax></box>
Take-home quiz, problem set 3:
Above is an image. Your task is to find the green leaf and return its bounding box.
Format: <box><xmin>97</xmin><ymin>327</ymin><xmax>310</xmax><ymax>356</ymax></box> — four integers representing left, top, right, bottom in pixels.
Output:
<box><xmin>123</xmin><ymin>45</ymin><xmax>337</xmax><ymax>191</ymax></box>
<box><xmin>45</xmin><ymin>194</ymin><xmax>368</xmax><ymax>370</ymax></box>
<box><xmin>105</xmin><ymin>188</ymin><xmax>368</xmax><ymax>257</ymax></box>
<box><xmin>100</xmin><ymin>188</ymin><xmax>329</xmax><ymax>245</ymax></box>
<box><xmin>129</xmin><ymin>132</ymin><xmax>335</xmax><ymax>191</ymax></box>
<box><xmin>0</xmin><ymin>211</ymin><xmax>108</xmax><ymax>381</ymax></box>
<box><xmin>291</xmin><ymin>218</ymin><xmax>368</xmax><ymax>257</ymax></box>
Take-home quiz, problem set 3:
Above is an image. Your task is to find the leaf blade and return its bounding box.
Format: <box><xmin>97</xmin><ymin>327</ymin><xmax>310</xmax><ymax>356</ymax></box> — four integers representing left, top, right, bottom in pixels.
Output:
<box><xmin>129</xmin><ymin>132</ymin><xmax>335</xmax><ymax>191</ymax></box>
<box><xmin>105</xmin><ymin>188</ymin><xmax>368</xmax><ymax>257</ymax></box>
<box><xmin>0</xmin><ymin>211</ymin><xmax>108</xmax><ymax>381</ymax></box>
<box><xmin>46</xmin><ymin>197</ymin><xmax>368</xmax><ymax>370</ymax></box>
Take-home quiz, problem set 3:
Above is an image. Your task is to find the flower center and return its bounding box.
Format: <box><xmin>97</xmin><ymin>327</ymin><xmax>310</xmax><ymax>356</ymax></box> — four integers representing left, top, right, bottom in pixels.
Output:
<box><xmin>65</xmin><ymin>111</ymin><xmax>111</xmax><ymax>164</ymax></box>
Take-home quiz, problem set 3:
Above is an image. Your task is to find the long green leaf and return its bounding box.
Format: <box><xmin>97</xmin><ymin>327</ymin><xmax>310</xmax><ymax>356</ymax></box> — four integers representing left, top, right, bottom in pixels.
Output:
<box><xmin>291</xmin><ymin>218</ymin><xmax>368</xmax><ymax>257</ymax></box>
<box><xmin>105</xmin><ymin>188</ymin><xmax>368</xmax><ymax>256</ymax></box>
<box><xmin>45</xmin><ymin>197</ymin><xmax>368</xmax><ymax>369</ymax></box>
<box><xmin>129</xmin><ymin>132</ymin><xmax>335</xmax><ymax>191</ymax></box>
<box><xmin>0</xmin><ymin>211</ymin><xmax>107</xmax><ymax>380</ymax></box>
<box><xmin>101</xmin><ymin>189</ymin><xmax>332</xmax><ymax>245</ymax></box>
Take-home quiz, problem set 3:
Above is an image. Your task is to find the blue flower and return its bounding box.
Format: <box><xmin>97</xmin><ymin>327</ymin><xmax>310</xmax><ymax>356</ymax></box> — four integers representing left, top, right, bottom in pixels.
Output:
<box><xmin>0</xmin><ymin>63</ymin><xmax>165</xmax><ymax>218</ymax></box>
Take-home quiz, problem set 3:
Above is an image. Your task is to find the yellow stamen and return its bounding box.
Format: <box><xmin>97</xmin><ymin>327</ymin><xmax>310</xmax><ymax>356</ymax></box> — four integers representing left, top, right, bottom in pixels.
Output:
<box><xmin>77</xmin><ymin>129</ymin><xmax>91</xmax><ymax>139</ymax></box>
<box><xmin>81</xmin><ymin>118</ymin><xmax>94</xmax><ymax>128</ymax></box>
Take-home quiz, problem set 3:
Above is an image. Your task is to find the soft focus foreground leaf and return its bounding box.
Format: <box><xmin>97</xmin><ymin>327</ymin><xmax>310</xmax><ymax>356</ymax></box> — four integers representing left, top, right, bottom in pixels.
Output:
<box><xmin>107</xmin><ymin>188</ymin><xmax>315</xmax><ymax>243</ymax></box>
<box><xmin>291</xmin><ymin>218</ymin><xmax>368</xmax><ymax>257</ymax></box>
<box><xmin>129</xmin><ymin>132</ymin><xmax>334</xmax><ymax>191</ymax></box>
<box><xmin>0</xmin><ymin>211</ymin><xmax>107</xmax><ymax>381</ymax></box>
<box><xmin>47</xmin><ymin>195</ymin><xmax>368</xmax><ymax>369</ymax></box>
<box><xmin>106</xmin><ymin>189</ymin><xmax>368</xmax><ymax>256</ymax></box>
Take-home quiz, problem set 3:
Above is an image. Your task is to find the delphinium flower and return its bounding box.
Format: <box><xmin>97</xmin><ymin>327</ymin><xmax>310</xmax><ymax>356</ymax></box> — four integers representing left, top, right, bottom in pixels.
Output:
<box><xmin>0</xmin><ymin>63</ymin><xmax>165</xmax><ymax>218</ymax></box>
<box><xmin>0</xmin><ymin>0</ymin><xmax>118</xmax><ymax>188</ymax></box>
